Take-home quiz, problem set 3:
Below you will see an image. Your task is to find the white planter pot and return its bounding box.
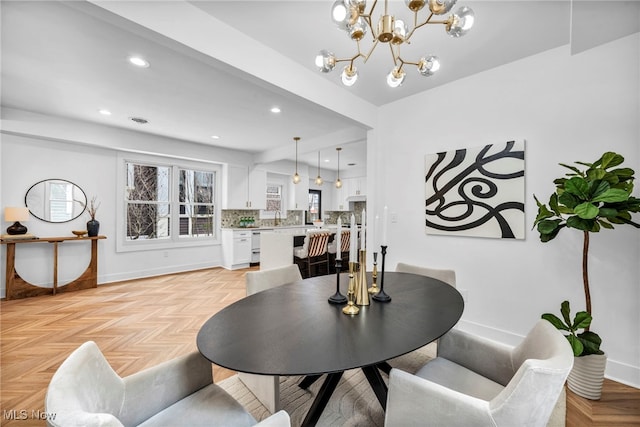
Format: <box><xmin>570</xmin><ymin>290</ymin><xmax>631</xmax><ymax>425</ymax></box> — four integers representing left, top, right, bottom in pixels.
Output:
<box><xmin>567</xmin><ymin>353</ymin><xmax>607</xmax><ymax>400</ymax></box>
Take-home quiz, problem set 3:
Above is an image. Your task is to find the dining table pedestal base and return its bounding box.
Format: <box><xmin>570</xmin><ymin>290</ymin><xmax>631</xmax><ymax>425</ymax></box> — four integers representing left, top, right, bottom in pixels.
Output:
<box><xmin>298</xmin><ymin>362</ymin><xmax>390</xmax><ymax>427</ymax></box>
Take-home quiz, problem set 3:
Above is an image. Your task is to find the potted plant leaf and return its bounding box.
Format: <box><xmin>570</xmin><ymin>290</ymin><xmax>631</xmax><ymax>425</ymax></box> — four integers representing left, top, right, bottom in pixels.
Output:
<box><xmin>533</xmin><ymin>151</ymin><xmax>640</xmax><ymax>400</ymax></box>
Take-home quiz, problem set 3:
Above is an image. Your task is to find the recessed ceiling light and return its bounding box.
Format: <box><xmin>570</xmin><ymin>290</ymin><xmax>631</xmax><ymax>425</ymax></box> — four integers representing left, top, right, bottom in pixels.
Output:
<box><xmin>211</xmin><ymin>135</ymin><xmax>220</xmax><ymax>140</ymax></box>
<box><xmin>128</xmin><ymin>56</ymin><xmax>149</xmax><ymax>68</ymax></box>
<box><xmin>129</xmin><ymin>117</ymin><xmax>148</xmax><ymax>124</ymax></box>
<box><xmin>270</xmin><ymin>107</ymin><xmax>281</xmax><ymax>113</ymax></box>
<box><xmin>348</xmin><ymin>163</ymin><xmax>357</xmax><ymax>166</ymax></box>
<box><xmin>98</xmin><ymin>109</ymin><xmax>112</xmax><ymax>116</ymax></box>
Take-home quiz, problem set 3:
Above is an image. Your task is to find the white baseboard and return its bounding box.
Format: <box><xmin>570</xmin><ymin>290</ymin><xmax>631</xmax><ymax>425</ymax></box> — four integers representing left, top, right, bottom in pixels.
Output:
<box><xmin>98</xmin><ymin>262</ymin><xmax>221</xmax><ymax>285</ymax></box>
<box><xmin>457</xmin><ymin>320</ymin><xmax>640</xmax><ymax>389</ymax></box>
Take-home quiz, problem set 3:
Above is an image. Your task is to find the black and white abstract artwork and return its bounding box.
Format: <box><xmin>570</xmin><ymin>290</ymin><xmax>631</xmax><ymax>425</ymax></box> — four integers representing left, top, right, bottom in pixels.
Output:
<box><xmin>425</xmin><ymin>140</ymin><xmax>525</xmax><ymax>239</ymax></box>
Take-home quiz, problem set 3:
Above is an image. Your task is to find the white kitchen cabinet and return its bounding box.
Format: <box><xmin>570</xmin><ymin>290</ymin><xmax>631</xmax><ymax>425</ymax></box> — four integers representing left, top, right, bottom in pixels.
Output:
<box><xmin>350</xmin><ymin>177</ymin><xmax>366</xmax><ymax>197</ymax></box>
<box><xmin>221</xmin><ymin>229</ymin><xmax>252</xmax><ymax>270</ymax></box>
<box><xmin>223</xmin><ymin>165</ymin><xmax>267</xmax><ymax>209</ymax></box>
<box><xmin>332</xmin><ymin>177</ymin><xmax>367</xmax><ymax>211</ymax></box>
<box><xmin>248</xmin><ymin>168</ymin><xmax>267</xmax><ymax>210</ymax></box>
<box><xmin>333</xmin><ymin>184</ymin><xmax>349</xmax><ymax>211</ymax></box>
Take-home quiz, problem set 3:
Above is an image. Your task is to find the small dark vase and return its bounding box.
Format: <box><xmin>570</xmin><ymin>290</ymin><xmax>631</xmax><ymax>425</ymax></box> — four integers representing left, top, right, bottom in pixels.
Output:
<box><xmin>87</xmin><ymin>219</ymin><xmax>100</xmax><ymax>237</ymax></box>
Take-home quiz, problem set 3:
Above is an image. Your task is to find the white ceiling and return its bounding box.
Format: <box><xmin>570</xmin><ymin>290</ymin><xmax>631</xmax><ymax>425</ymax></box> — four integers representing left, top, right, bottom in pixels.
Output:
<box><xmin>194</xmin><ymin>0</ymin><xmax>572</xmax><ymax>106</ymax></box>
<box><xmin>1</xmin><ymin>1</ymin><xmax>638</xmax><ymax>171</ymax></box>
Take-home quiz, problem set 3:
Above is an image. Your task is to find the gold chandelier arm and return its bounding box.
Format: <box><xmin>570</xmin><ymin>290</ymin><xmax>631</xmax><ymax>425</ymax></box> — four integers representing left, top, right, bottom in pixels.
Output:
<box><xmin>405</xmin><ymin>12</ymin><xmax>436</xmax><ymax>42</ymax></box>
<box><xmin>362</xmin><ymin>39</ymin><xmax>380</xmax><ymax>63</ymax></box>
<box><xmin>361</xmin><ymin>0</ymin><xmax>379</xmax><ymax>41</ymax></box>
<box><xmin>389</xmin><ymin>43</ymin><xmax>400</xmax><ymax>68</ymax></box>
<box><xmin>367</xmin><ymin>0</ymin><xmax>379</xmax><ymax>17</ymax></box>
<box><xmin>396</xmin><ymin>56</ymin><xmax>421</xmax><ymax>67</ymax></box>
<box><xmin>361</xmin><ymin>15</ymin><xmax>377</xmax><ymax>42</ymax></box>
<box><xmin>334</xmin><ymin>55</ymin><xmax>361</xmax><ymax>65</ymax></box>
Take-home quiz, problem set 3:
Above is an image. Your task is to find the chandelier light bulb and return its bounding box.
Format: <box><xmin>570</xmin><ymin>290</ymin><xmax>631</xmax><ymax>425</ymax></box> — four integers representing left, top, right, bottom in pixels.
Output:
<box><xmin>335</xmin><ymin>178</ymin><xmax>343</xmax><ymax>189</ymax></box>
<box><xmin>447</xmin><ymin>6</ymin><xmax>474</xmax><ymax>37</ymax></box>
<box><xmin>341</xmin><ymin>66</ymin><xmax>359</xmax><ymax>86</ymax></box>
<box><xmin>349</xmin><ymin>0</ymin><xmax>366</xmax><ymax>14</ymax></box>
<box><xmin>292</xmin><ymin>173</ymin><xmax>301</xmax><ymax>184</ymax></box>
<box><xmin>386</xmin><ymin>67</ymin><xmax>406</xmax><ymax>88</ymax></box>
<box><xmin>405</xmin><ymin>0</ymin><xmax>427</xmax><ymax>12</ymax></box>
<box><xmin>418</xmin><ymin>55</ymin><xmax>440</xmax><ymax>76</ymax></box>
<box><xmin>428</xmin><ymin>0</ymin><xmax>458</xmax><ymax>15</ymax></box>
<box><xmin>348</xmin><ymin>16</ymin><xmax>367</xmax><ymax>41</ymax></box>
<box><xmin>331</xmin><ymin>0</ymin><xmax>351</xmax><ymax>30</ymax></box>
<box><xmin>391</xmin><ymin>19</ymin><xmax>408</xmax><ymax>45</ymax></box>
<box><xmin>316</xmin><ymin>50</ymin><xmax>336</xmax><ymax>73</ymax></box>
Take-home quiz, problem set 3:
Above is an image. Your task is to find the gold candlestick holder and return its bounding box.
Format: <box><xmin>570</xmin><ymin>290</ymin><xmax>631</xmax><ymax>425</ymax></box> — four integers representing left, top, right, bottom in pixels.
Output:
<box><xmin>368</xmin><ymin>251</ymin><xmax>379</xmax><ymax>294</ymax></box>
<box><xmin>342</xmin><ymin>261</ymin><xmax>360</xmax><ymax>315</ymax></box>
<box><xmin>356</xmin><ymin>249</ymin><xmax>370</xmax><ymax>306</ymax></box>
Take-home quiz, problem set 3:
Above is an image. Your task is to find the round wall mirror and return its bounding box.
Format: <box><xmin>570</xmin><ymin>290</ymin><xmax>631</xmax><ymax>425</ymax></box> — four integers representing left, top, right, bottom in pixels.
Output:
<box><xmin>25</xmin><ymin>179</ymin><xmax>87</xmax><ymax>223</ymax></box>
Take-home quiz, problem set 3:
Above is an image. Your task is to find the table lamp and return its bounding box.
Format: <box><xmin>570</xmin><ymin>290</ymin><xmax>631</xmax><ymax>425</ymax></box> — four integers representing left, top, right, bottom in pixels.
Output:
<box><xmin>5</xmin><ymin>207</ymin><xmax>29</xmax><ymax>235</ymax></box>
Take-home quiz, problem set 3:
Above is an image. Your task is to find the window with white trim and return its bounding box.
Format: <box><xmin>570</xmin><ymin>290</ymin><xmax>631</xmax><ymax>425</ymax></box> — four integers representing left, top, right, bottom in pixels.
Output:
<box><xmin>260</xmin><ymin>174</ymin><xmax>289</xmax><ymax>219</ymax></box>
<box><xmin>178</xmin><ymin>169</ymin><xmax>215</xmax><ymax>237</ymax></box>
<box><xmin>118</xmin><ymin>154</ymin><xmax>219</xmax><ymax>251</ymax></box>
<box><xmin>125</xmin><ymin>163</ymin><xmax>171</xmax><ymax>240</ymax></box>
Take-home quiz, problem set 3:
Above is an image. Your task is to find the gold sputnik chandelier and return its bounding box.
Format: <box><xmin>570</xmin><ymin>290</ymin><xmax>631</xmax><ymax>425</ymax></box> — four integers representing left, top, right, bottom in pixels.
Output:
<box><xmin>315</xmin><ymin>0</ymin><xmax>475</xmax><ymax>88</ymax></box>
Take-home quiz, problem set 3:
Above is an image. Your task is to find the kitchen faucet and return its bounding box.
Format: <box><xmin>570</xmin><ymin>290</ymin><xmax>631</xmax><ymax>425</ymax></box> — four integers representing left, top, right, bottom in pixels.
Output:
<box><xmin>275</xmin><ymin>210</ymin><xmax>281</xmax><ymax>226</ymax></box>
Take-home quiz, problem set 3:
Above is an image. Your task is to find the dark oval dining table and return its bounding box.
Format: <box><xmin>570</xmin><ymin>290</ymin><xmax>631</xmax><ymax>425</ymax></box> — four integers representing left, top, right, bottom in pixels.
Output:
<box><xmin>197</xmin><ymin>271</ymin><xmax>464</xmax><ymax>426</ymax></box>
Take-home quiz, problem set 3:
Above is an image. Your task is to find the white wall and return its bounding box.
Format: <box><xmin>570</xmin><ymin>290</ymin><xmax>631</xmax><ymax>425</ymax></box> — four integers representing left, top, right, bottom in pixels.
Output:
<box><xmin>371</xmin><ymin>34</ymin><xmax>640</xmax><ymax>387</ymax></box>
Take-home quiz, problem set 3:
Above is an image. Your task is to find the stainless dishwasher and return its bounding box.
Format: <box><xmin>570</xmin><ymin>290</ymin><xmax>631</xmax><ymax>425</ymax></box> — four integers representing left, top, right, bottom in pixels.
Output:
<box><xmin>251</xmin><ymin>229</ymin><xmax>272</xmax><ymax>264</ymax></box>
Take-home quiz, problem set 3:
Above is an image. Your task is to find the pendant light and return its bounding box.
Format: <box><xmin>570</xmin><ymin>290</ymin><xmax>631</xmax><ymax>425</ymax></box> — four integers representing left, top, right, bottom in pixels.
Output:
<box><xmin>292</xmin><ymin>137</ymin><xmax>301</xmax><ymax>184</ymax></box>
<box><xmin>315</xmin><ymin>151</ymin><xmax>323</xmax><ymax>186</ymax></box>
<box><xmin>335</xmin><ymin>147</ymin><xmax>343</xmax><ymax>189</ymax></box>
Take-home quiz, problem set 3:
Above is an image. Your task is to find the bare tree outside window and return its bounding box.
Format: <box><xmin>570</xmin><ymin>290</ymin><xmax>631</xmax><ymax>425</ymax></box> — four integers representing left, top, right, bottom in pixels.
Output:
<box><xmin>125</xmin><ymin>163</ymin><xmax>170</xmax><ymax>240</ymax></box>
<box><xmin>265</xmin><ymin>184</ymin><xmax>282</xmax><ymax>212</ymax></box>
<box><xmin>125</xmin><ymin>162</ymin><xmax>216</xmax><ymax>242</ymax></box>
<box><xmin>179</xmin><ymin>169</ymin><xmax>215</xmax><ymax>237</ymax></box>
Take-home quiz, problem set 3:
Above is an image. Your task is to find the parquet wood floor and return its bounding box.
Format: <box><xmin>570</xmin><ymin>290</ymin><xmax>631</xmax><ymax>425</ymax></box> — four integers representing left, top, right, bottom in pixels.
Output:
<box><xmin>1</xmin><ymin>267</ymin><xmax>638</xmax><ymax>426</ymax></box>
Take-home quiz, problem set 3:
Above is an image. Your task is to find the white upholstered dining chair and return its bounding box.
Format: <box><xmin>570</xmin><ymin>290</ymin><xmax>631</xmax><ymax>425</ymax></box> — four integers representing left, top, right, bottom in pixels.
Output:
<box><xmin>45</xmin><ymin>341</ymin><xmax>291</xmax><ymax>427</ymax></box>
<box><xmin>384</xmin><ymin>319</ymin><xmax>573</xmax><ymax>427</ymax></box>
<box><xmin>246</xmin><ymin>264</ymin><xmax>302</xmax><ymax>295</ymax></box>
<box><xmin>392</xmin><ymin>262</ymin><xmax>457</xmax><ymax>356</ymax></box>
<box><xmin>395</xmin><ymin>262</ymin><xmax>456</xmax><ymax>288</ymax></box>
<box><xmin>240</xmin><ymin>264</ymin><xmax>303</xmax><ymax>414</ymax></box>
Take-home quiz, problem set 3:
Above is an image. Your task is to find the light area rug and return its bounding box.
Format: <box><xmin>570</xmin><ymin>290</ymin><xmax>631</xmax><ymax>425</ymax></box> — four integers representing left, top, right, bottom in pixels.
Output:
<box><xmin>217</xmin><ymin>343</ymin><xmax>565</xmax><ymax>426</ymax></box>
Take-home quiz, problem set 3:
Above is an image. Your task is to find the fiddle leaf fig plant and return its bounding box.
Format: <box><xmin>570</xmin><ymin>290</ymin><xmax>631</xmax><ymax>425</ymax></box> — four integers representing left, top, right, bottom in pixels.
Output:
<box><xmin>542</xmin><ymin>301</ymin><xmax>603</xmax><ymax>357</ymax></box>
<box><xmin>534</xmin><ymin>151</ymin><xmax>640</xmax><ymax>355</ymax></box>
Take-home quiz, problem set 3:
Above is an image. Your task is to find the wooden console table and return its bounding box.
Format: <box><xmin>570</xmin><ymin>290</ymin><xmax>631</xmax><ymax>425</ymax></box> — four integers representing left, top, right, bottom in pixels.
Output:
<box><xmin>1</xmin><ymin>235</ymin><xmax>106</xmax><ymax>300</ymax></box>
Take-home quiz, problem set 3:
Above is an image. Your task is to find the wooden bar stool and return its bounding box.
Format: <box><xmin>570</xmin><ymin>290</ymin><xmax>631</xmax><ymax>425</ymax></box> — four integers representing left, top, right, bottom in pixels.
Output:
<box><xmin>293</xmin><ymin>231</ymin><xmax>331</xmax><ymax>278</ymax></box>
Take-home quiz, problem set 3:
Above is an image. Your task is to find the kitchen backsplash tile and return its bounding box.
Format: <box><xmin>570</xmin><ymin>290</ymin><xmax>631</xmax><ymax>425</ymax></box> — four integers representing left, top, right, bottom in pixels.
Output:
<box><xmin>221</xmin><ymin>210</ymin><xmax>304</xmax><ymax>228</ymax></box>
<box><xmin>222</xmin><ymin>201</ymin><xmax>366</xmax><ymax>228</ymax></box>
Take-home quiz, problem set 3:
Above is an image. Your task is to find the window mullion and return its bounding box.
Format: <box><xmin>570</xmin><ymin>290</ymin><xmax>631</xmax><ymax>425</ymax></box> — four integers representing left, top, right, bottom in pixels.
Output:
<box><xmin>171</xmin><ymin>165</ymin><xmax>179</xmax><ymax>242</ymax></box>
